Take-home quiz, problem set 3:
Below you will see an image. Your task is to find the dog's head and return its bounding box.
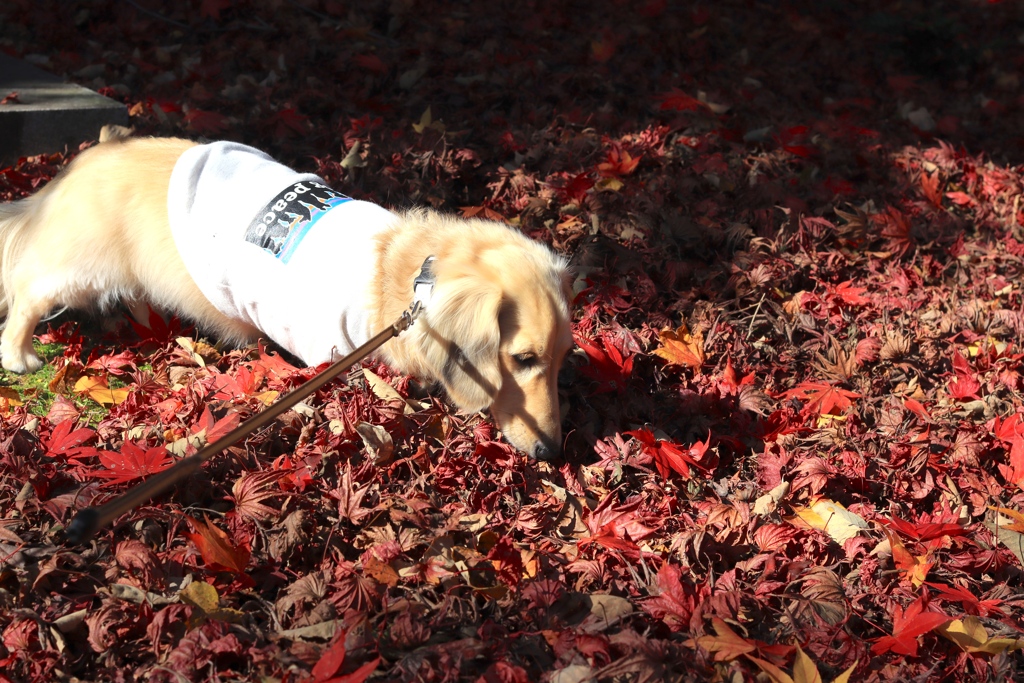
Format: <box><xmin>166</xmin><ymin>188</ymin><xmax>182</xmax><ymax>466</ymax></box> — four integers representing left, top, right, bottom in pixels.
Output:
<box><xmin>413</xmin><ymin>223</ymin><xmax>572</xmax><ymax>460</ymax></box>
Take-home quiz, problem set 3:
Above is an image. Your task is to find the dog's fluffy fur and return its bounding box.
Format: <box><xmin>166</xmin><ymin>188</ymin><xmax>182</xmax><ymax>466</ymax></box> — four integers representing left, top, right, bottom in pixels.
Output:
<box><xmin>0</xmin><ymin>137</ymin><xmax>572</xmax><ymax>459</ymax></box>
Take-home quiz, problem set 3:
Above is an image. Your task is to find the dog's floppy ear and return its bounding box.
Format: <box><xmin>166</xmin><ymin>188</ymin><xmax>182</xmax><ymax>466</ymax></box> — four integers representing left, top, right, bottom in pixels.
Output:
<box><xmin>419</xmin><ymin>276</ymin><xmax>503</xmax><ymax>412</ymax></box>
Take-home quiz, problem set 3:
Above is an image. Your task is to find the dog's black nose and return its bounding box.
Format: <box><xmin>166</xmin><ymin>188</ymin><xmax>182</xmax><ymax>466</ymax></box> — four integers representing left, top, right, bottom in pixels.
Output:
<box><xmin>532</xmin><ymin>440</ymin><xmax>560</xmax><ymax>461</ymax></box>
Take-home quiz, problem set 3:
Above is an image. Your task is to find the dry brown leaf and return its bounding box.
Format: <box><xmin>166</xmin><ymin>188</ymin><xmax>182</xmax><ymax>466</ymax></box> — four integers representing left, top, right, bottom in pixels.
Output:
<box><xmin>356</xmin><ymin>422</ymin><xmax>394</xmax><ymax>465</ymax></box>
<box><xmin>753</xmin><ymin>481</ymin><xmax>790</xmax><ymax>516</ymax></box>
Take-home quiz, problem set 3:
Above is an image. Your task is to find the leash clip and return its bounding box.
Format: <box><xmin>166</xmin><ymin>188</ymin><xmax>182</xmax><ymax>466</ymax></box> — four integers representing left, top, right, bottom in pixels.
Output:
<box><xmin>394</xmin><ymin>301</ymin><xmax>422</xmax><ymax>334</ymax></box>
<box><xmin>413</xmin><ymin>255</ymin><xmax>437</xmax><ymax>306</ymax></box>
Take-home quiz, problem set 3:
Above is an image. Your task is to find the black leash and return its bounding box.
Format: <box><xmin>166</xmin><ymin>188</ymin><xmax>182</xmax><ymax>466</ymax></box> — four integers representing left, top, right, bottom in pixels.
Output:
<box><xmin>64</xmin><ymin>303</ymin><xmax>422</xmax><ymax>544</ymax></box>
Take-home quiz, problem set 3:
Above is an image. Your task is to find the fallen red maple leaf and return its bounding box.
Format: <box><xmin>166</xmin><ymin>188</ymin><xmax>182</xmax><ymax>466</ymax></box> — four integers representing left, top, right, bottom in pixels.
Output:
<box><xmin>554</xmin><ymin>172</ymin><xmax>595</xmax><ymax>204</ymax></box>
<box><xmin>945</xmin><ymin>190</ymin><xmax>976</xmax><ymax>207</ymax></box>
<box><xmin>643</xmin><ymin>563</ymin><xmax>708</xmax><ymax>632</ymax></box>
<box><xmin>657</xmin><ymin>89</ymin><xmax>708</xmax><ymax>112</ymax></box>
<box><xmin>874</xmin><ymin>206</ymin><xmax>914</xmax><ymax>257</ymax></box>
<box><xmin>92</xmin><ymin>440</ymin><xmax>174</xmax><ymax>486</ymax></box>
<box><xmin>904</xmin><ymin>397</ymin><xmax>931</xmax><ymax>421</ymax></box>
<box><xmin>578</xmin><ymin>521</ymin><xmax>642</xmax><ymax>556</ymax></box>
<box><xmin>777</xmin><ymin>381</ymin><xmax>859</xmax><ymax>417</ymax></box>
<box><xmin>992</xmin><ymin>413</ymin><xmax>1024</xmax><ymax>486</ymax></box>
<box><xmin>127</xmin><ymin>307</ymin><xmax>187</xmax><ymax>344</ymax></box>
<box><xmin>192</xmin><ymin>406</ymin><xmax>241</xmax><ymax>444</ymax></box>
<box><xmin>926</xmin><ymin>582</ymin><xmax>1007</xmax><ymax>619</ymax></box>
<box><xmin>46</xmin><ymin>395</ymin><xmax>82</xmax><ymax>425</ymax></box>
<box><xmin>883</xmin><ymin>528</ymin><xmax>933</xmax><ymax>587</ymax></box>
<box><xmin>586</xmin><ymin>491</ymin><xmax>658</xmax><ymax>542</ymax></box>
<box><xmin>691</xmin><ymin>617</ymin><xmax>794</xmax><ymax>665</ymax></box>
<box><xmin>312</xmin><ymin>632</ymin><xmax>348</xmax><ymax>683</ymax></box>
<box><xmin>311</xmin><ymin>629</ymin><xmax>381</xmax><ymax>683</ymax></box>
<box><xmin>86</xmin><ymin>350</ymin><xmax>137</xmax><ymax>375</ymax></box>
<box><xmin>231</xmin><ymin>470</ymin><xmax>288</xmax><ymax>523</ymax></box>
<box><xmin>272</xmin><ymin>453</ymin><xmax>315</xmax><ymax>492</ymax></box>
<box><xmin>597</xmin><ymin>145</ymin><xmax>642</xmax><ymax>178</ymax></box>
<box><xmin>185</xmin><ymin>516</ymin><xmax>251</xmax><ymax>574</ymax></box>
<box><xmin>720</xmin><ymin>358</ymin><xmax>755</xmax><ymax>394</ymax></box>
<box><xmin>870</xmin><ymin>592</ymin><xmax>951</xmax><ymax>656</ymax></box>
<box><xmin>948</xmin><ymin>351</ymin><xmax>982</xmax><ymax>401</ymax></box>
<box><xmin>881</xmin><ymin>516</ymin><xmax>969</xmax><ymax>543</ymax></box>
<box><xmin>575</xmin><ymin>333</ymin><xmax>634</xmax><ymax>391</ymax></box>
<box><xmin>777</xmin><ymin>125</ymin><xmax>817</xmax><ymax>158</ymax></box>
<box><xmin>252</xmin><ymin>341</ymin><xmax>300</xmax><ymax>379</ymax></box>
<box><xmin>45</xmin><ymin>420</ymin><xmax>98</xmax><ymax>460</ymax></box>
<box><xmin>486</xmin><ymin>536</ymin><xmax>525</xmax><ymax>588</ymax></box>
<box><xmin>832</xmin><ymin>280</ymin><xmax>871</xmax><ymax>307</ymax></box>
<box><xmin>626</xmin><ymin>429</ymin><xmax>715</xmax><ymax>479</ymax></box>
<box><xmin>919</xmin><ymin>171</ymin><xmax>944</xmax><ymax>209</ymax></box>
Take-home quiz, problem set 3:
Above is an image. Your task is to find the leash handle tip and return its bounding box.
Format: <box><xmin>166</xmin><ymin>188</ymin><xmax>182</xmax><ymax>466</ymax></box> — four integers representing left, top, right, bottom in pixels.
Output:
<box><xmin>64</xmin><ymin>507</ymin><xmax>99</xmax><ymax>545</ymax></box>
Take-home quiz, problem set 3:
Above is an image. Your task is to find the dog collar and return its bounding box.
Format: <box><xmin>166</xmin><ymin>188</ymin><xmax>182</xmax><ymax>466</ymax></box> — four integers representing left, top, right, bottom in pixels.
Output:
<box><xmin>413</xmin><ymin>256</ymin><xmax>437</xmax><ymax>306</ymax></box>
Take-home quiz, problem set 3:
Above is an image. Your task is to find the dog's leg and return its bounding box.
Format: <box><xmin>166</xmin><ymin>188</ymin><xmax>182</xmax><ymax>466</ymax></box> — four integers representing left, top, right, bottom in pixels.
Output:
<box><xmin>0</xmin><ymin>293</ymin><xmax>52</xmax><ymax>373</ymax></box>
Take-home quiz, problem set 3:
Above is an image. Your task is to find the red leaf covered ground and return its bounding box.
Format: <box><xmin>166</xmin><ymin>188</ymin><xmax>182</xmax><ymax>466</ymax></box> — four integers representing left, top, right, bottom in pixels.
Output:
<box><xmin>2</xmin><ymin>1</ymin><xmax>1024</xmax><ymax>681</ymax></box>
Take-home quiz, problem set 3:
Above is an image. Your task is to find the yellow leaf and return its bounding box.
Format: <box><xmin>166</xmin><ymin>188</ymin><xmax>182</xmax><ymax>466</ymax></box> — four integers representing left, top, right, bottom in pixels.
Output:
<box><xmin>179</xmin><ymin>580</ymin><xmax>245</xmax><ymax>628</ymax></box>
<box><xmin>984</xmin><ymin>511</ymin><xmax>1024</xmax><ymax>565</ymax></box>
<box><xmin>521</xmin><ymin>549</ymin><xmax>540</xmax><ymax>579</ymax></box>
<box><xmin>832</xmin><ymin>661</ymin><xmax>858</xmax><ymax>683</ymax></box>
<box><xmin>254</xmin><ymin>390</ymin><xmax>279</xmax><ymax>407</ymax></box>
<box><xmin>0</xmin><ymin>387</ymin><xmax>23</xmax><ymax>406</ymax></box>
<box><xmin>180</xmin><ymin>581</ymin><xmax>220</xmax><ymax>613</ymax></box>
<box><xmin>412</xmin><ymin>106</ymin><xmax>444</xmax><ymax>134</ymax></box>
<box><xmin>904</xmin><ymin>556</ymin><xmax>932</xmax><ymax>587</ymax></box>
<box><xmin>596</xmin><ymin>177</ymin><xmax>624</xmax><ymax>192</ymax></box>
<box><xmin>750</xmin><ymin>647</ymin><xmax>852</xmax><ymax>683</ymax></box>
<box><xmin>989</xmin><ymin>505</ymin><xmax>1024</xmax><ymax>533</ymax></box>
<box><xmin>787</xmin><ymin>499</ymin><xmax>868</xmax><ymax>544</ymax></box>
<box><xmin>694</xmin><ymin>618</ymin><xmax>757</xmax><ymax>661</ymax></box>
<box><xmin>783</xmin><ymin>291</ymin><xmax>807</xmax><ymax>317</ymax></box>
<box><xmin>653</xmin><ymin>324</ymin><xmax>705</xmax><ymax>370</ymax></box>
<box><xmin>792</xmin><ymin>646</ymin><xmax>822</xmax><ymax>683</ymax></box>
<box><xmin>967</xmin><ymin>337</ymin><xmax>1007</xmax><ymax>357</ymax></box>
<box><xmin>412</xmin><ymin>106</ymin><xmax>432</xmax><ymax>133</ymax></box>
<box><xmin>748</xmin><ymin>655</ymin><xmax>795</xmax><ymax>683</ymax></box>
<box><xmin>176</xmin><ymin>337</ymin><xmax>206</xmax><ymax>368</ymax></box>
<box><xmin>73</xmin><ymin>375</ymin><xmax>129</xmax><ymax>406</ymax></box>
<box><xmin>814</xmin><ymin>413</ymin><xmax>848</xmax><ymax>428</ymax></box>
<box><xmin>938</xmin><ymin>617</ymin><xmax>1024</xmax><ymax>655</ymax></box>
<box><xmin>880</xmin><ymin>528</ymin><xmax>933</xmax><ymax>587</ymax></box>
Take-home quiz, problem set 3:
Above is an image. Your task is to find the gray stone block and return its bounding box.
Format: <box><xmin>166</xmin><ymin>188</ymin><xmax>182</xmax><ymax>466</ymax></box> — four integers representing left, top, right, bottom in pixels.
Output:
<box><xmin>0</xmin><ymin>53</ymin><xmax>128</xmax><ymax>166</ymax></box>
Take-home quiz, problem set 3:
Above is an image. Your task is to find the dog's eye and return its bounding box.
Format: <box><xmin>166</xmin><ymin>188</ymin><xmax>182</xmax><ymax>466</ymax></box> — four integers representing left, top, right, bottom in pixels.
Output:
<box><xmin>512</xmin><ymin>352</ymin><xmax>538</xmax><ymax>368</ymax></box>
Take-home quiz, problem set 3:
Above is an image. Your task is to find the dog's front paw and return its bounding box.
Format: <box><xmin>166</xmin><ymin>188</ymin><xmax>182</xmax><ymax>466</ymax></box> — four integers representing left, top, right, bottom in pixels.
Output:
<box><xmin>1</xmin><ymin>348</ymin><xmax>44</xmax><ymax>374</ymax></box>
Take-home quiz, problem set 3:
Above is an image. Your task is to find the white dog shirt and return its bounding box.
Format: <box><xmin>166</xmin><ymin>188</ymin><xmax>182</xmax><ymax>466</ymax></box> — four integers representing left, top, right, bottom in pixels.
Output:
<box><xmin>167</xmin><ymin>141</ymin><xmax>398</xmax><ymax>365</ymax></box>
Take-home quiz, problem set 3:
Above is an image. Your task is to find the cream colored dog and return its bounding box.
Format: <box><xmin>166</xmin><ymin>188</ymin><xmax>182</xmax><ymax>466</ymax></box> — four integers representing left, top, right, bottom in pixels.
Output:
<box><xmin>0</xmin><ymin>137</ymin><xmax>572</xmax><ymax>460</ymax></box>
